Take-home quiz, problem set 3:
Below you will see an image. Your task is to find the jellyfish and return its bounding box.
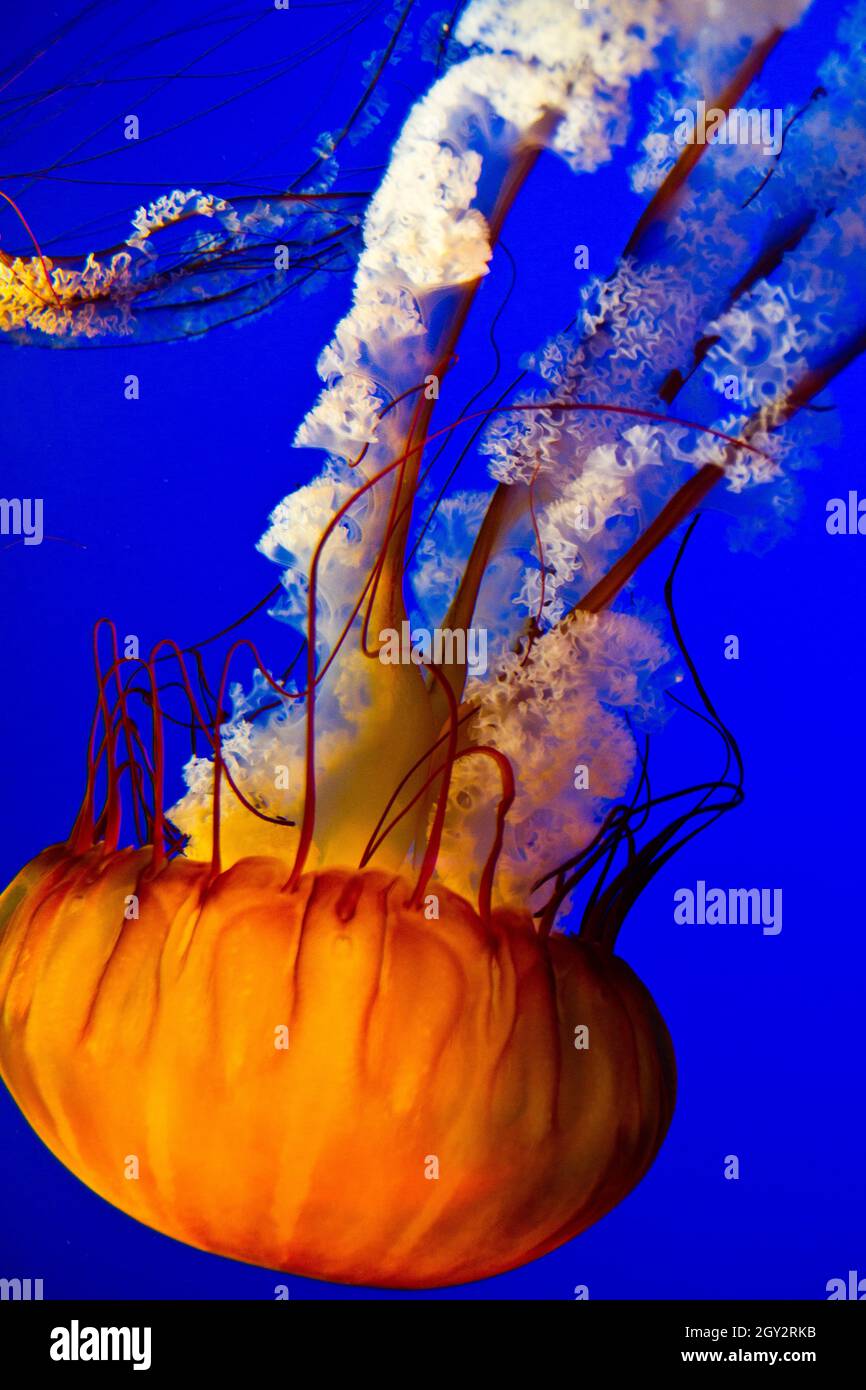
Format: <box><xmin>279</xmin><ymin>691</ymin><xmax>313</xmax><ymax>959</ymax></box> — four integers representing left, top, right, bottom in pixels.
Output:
<box><xmin>1</xmin><ymin>0</ymin><xmax>865</xmax><ymax>1288</ymax></box>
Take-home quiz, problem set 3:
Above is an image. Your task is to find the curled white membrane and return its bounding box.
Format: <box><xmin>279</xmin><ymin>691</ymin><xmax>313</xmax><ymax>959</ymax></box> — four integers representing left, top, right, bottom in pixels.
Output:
<box><xmin>172</xmin><ymin>0</ymin><xmax>849</xmax><ymax>912</ymax></box>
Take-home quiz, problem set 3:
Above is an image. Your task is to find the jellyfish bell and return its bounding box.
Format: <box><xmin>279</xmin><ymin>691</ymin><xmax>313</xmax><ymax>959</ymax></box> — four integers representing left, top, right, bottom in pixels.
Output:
<box><xmin>0</xmin><ymin>843</ymin><xmax>674</xmax><ymax>1288</ymax></box>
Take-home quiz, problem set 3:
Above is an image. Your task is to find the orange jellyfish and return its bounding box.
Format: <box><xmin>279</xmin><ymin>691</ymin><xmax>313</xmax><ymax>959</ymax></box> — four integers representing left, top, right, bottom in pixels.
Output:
<box><xmin>0</xmin><ymin>506</ymin><xmax>680</xmax><ymax>1289</ymax></box>
<box><xmin>0</xmin><ymin>0</ymin><xmax>689</xmax><ymax>1289</ymax></box>
<box><xmin>1</xmin><ymin>372</ymin><xmax>807</xmax><ymax>1288</ymax></box>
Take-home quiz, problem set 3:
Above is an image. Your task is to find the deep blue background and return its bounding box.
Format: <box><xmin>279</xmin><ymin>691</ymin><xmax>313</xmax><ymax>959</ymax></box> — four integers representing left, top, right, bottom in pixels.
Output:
<box><xmin>0</xmin><ymin>0</ymin><xmax>863</xmax><ymax>1299</ymax></box>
